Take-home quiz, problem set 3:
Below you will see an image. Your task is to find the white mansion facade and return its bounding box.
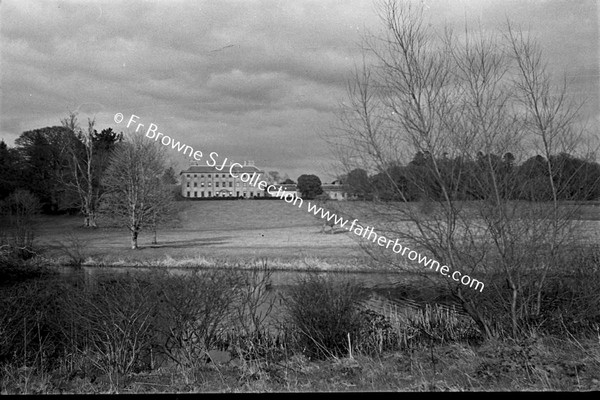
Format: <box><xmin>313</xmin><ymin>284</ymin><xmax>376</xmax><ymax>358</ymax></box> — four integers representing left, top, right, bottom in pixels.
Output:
<box><xmin>180</xmin><ymin>161</ymin><xmax>352</xmax><ymax>200</ymax></box>
<box><xmin>180</xmin><ymin>161</ymin><xmax>266</xmax><ymax>198</ymax></box>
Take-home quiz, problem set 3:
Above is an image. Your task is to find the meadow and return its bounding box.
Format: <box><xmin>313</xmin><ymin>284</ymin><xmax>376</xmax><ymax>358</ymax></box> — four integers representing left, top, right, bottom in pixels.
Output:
<box><xmin>36</xmin><ymin>199</ymin><xmax>369</xmax><ymax>268</ymax></box>
<box><xmin>36</xmin><ymin>199</ymin><xmax>600</xmax><ymax>269</ymax></box>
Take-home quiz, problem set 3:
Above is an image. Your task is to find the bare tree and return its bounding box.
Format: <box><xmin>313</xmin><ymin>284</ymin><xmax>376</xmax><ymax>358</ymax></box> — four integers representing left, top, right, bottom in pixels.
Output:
<box><xmin>61</xmin><ymin>112</ymin><xmax>100</xmax><ymax>227</ymax></box>
<box><xmin>326</xmin><ymin>0</ymin><xmax>597</xmax><ymax>338</ymax></box>
<box><xmin>101</xmin><ymin>133</ymin><xmax>173</xmax><ymax>249</ymax></box>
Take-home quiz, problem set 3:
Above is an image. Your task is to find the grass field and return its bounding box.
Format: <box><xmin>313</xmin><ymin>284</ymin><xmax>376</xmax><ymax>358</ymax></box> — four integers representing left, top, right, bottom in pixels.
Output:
<box><xmin>36</xmin><ymin>200</ymin><xmax>368</xmax><ymax>268</ymax></box>
<box><xmin>32</xmin><ymin>199</ymin><xmax>600</xmax><ymax>268</ymax></box>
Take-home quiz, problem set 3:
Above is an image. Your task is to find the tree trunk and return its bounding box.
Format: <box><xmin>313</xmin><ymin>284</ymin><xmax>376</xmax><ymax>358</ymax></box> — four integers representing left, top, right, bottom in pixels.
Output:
<box><xmin>83</xmin><ymin>208</ymin><xmax>97</xmax><ymax>228</ymax></box>
<box><xmin>88</xmin><ymin>211</ymin><xmax>97</xmax><ymax>228</ymax></box>
<box><xmin>131</xmin><ymin>230</ymin><xmax>139</xmax><ymax>249</ymax></box>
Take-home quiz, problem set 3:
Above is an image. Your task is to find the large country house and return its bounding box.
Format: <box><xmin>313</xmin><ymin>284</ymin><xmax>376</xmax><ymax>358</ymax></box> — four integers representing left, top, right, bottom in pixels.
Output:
<box><xmin>180</xmin><ymin>162</ymin><xmax>353</xmax><ymax>200</ymax></box>
<box><xmin>180</xmin><ymin>161</ymin><xmax>266</xmax><ymax>198</ymax></box>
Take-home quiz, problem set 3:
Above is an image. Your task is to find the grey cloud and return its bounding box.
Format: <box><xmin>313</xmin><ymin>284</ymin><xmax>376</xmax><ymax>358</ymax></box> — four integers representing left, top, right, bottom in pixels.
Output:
<box><xmin>1</xmin><ymin>0</ymin><xmax>597</xmax><ymax>181</ymax></box>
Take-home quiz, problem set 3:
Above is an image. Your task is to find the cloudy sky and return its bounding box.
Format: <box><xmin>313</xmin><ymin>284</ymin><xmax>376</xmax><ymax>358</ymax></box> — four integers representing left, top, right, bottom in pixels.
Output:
<box><xmin>1</xmin><ymin>0</ymin><xmax>598</xmax><ymax>181</ymax></box>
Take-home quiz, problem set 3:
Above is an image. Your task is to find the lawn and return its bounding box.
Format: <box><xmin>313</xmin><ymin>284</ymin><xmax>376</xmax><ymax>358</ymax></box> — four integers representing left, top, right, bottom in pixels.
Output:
<box><xmin>35</xmin><ymin>199</ymin><xmax>368</xmax><ymax>267</ymax></box>
<box><xmin>26</xmin><ymin>199</ymin><xmax>600</xmax><ymax>268</ymax></box>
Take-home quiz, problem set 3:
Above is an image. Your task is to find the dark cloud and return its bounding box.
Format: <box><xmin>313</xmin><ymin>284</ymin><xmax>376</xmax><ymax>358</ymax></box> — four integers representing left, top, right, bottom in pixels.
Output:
<box><xmin>1</xmin><ymin>0</ymin><xmax>597</xmax><ymax>181</ymax></box>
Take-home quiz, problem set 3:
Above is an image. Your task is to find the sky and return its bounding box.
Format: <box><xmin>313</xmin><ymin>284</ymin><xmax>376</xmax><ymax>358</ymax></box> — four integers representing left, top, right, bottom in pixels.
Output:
<box><xmin>1</xmin><ymin>0</ymin><xmax>598</xmax><ymax>182</ymax></box>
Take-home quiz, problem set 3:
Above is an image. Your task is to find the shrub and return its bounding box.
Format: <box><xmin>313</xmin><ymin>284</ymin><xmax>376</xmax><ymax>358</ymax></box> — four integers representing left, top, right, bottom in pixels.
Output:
<box><xmin>0</xmin><ymin>279</ymin><xmax>69</xmax><ymax>370</ymax></box>
<box><xmin>0</xmin><ymin>190</ymin><xmax>40</xmax><ymax>261</ymax></box>
<box><xmin>55</xmin><ymin>233</ymin><xmax>89</xmax><ymax>267</ymax></box>
<box><xmin>153</xmin><ymin>268</ymin><xmax>243</xmax><ymax>368</ymax></box>
<box><xmin>228</xmin><ymin>263</ymin><xmax>281</xmax><ymax>361</ymax></box>
<box><xmin>533</xmin><ymin>244</ymin><xmax>600</xmax><ymax>335</ymax></box>
<box><xmin>282</xmin><ymin>273</ymin><xmax>367</xmax><ymax>359</ymax></box>
<box><xmin>63</xmin><ymin>272</ymin><xmax>161</xmax><ymax>388</ymax></box>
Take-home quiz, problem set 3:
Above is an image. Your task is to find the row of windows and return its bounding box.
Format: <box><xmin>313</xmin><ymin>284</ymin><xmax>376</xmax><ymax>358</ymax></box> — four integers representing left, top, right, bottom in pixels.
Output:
<box><xmin>186</xmin><ymin>181</ymin><xmax>251</xmax><ymax>188</ymax></box>
<box><xmin>186</xmin><ymin>191</ymin><xmax>261</xmax><ymax>198</ymax></box>
<box><xmin>186</xmin><ymin>173</ymin><xmax>232</xmax><ymax>178</ymax></box>
<box><xmin>184</xmin><ymin>173</ymin><xmax>262</xmax><ymax>179</ymax></box>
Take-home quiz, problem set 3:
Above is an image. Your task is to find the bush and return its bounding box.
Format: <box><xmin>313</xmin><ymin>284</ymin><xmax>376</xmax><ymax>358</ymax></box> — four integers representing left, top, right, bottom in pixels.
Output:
<box><xmin>36</xmin><ymin>272</ymin><xmax>162</xmax><ymax>391</ymax></box>
<box><xmin>55</xmin><ymin>233</ymin><xmax>89</xmax><ymax>267</ymax></box>
<box><xmin>534</xmin><ymin>245</ymin><xmax>600</xmax><ymax>335</ymax></box>
<box><xmin>153</xmin><ymin>268</ymin><xmax>243</xmax><ymax>368</ymax></box>
<box><xmin>0</xmin><ymin>279</ymin><xmax>69</xmax><ymax>370</ymax></box>
<box><xmin>228</xmin><ymin>263</ymin><xmax>282</xmax><ymax>361</ymax></box>
<box><xmin>0</xmin><ymin>190</ymin><xmax>41</xmax><ymax>261</ymax></box>
<box><xmin>282</xmin><ymin>273</ymin><xmax>367</xmax><ymax>359</ymax></box>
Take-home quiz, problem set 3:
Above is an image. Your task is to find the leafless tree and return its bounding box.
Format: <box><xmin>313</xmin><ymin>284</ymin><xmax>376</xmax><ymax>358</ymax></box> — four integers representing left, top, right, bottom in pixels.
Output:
<box><xmin>61</xmin><ymin>112</ymin><xmax>101</xmax><ymax>227</ymax></box>
<box><xmin>326</xmin><ymin>0</ymin><xmax>597</xmax><ymax>338</ymax></box>
<box><xmin>101</xmin><ymin>133</ymin><xmax>173</xmax><ymax>249</ymax></box>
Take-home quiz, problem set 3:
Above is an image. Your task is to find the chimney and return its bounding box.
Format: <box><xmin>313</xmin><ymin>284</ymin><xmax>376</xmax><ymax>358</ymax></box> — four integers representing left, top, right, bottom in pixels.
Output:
<box><xmin>243</xmin><ymin>161</ymin><xmax>247</xmax><ymax>166</ymax></box>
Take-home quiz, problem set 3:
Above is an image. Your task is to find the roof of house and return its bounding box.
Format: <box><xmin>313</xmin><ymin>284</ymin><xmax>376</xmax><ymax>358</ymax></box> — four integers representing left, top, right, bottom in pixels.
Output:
<box><xmin>276</xmin><ymin>184</ymin><xmax>298</xmax><ymax>190</ymax></box>
<box><xmin>322</xmin><ymin>183</ymin><xmax>349</xmax><ymax>191</ymax></box>
<box><xmin>181</xmin><ymin>165</ymin><xmax>263</xmax><ymax>174</ymax></box>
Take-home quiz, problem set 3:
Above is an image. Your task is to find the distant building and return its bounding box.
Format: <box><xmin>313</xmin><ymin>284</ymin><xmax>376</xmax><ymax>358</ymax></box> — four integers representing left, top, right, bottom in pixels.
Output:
<box><xmin>322</xmin><ymin>179</ymin><xmax>352</xmax><ymax>200</ymax></box>
<box><xmin>180</xmin><ymin>160</ymin><xmax>265</xmax><ymax>199</ymax></box>
<box><xmin>266</xmin><ymin>183</ymin><xmax>300</xmax><ymax>198</ymax></box>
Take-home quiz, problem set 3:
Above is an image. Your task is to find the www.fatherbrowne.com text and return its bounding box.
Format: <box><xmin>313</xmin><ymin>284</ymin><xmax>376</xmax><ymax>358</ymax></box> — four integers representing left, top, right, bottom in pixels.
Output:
<box><xmin>114</xmin><ymin>113</ymin><xmax>485</xmax><ymax>292</ymax></box>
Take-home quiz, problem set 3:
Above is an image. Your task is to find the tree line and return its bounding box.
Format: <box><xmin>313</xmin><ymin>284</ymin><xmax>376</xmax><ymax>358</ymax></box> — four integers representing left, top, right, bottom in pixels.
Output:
<box><xmin>344</xmin><ymin>151</ymin><xmax>600</xmax><ymax>202</ymax></box>
<box><xmin>0</xmin><ymin>113</ymin><xmax>179</xmax><ymax>249</ymax></box>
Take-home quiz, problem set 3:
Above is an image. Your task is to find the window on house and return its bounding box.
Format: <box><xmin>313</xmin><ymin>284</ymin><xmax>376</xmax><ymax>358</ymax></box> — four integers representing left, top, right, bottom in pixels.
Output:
<box><xmin>186</xmin><ymin>192</ymin><xmax>190</xmax><ymax>197</ymax></box>
<box><xmin>216</xmin><ymin>182</ymin><xmax>219</xmax><ymax>187</ymax></box>
<box><xmin>208</xmin><ymin>191</ymin><xmax>212</xmax><ymax>197</ymax></box>
<box><xmin>208</xmin><ymin>182</ymin><xmax>212</xmax><ymax>187</ymax></box>
<box><xmin>200</xmin><ymin>174</ymin><xmax>204</xmax><ymax>178</ymax></box>
<box><xmin>193</xmin><ymin>182</ymin><xmax>197</xmax><ymax>187</ymax></box>
<box><xmin>194</xmin><ymin>192</ymin><xmax>197</xmax><ymax>197</ymax></box>
<box><xmin>229</xmin><ymin>182</ymin><xmax>232</xmax><ymax>187</ymax></box>
<box><xmin>186</xmin><ymin>183</ymin><xmax>190</xmax><ymax>187</ymax></box>
<box><xmin>194</xmin><ymin>174</ymin><xmax>197</xmax><ymax>178</ymax></box>
<box><xmin>201</xmin><ymin>182</ymin><xmax>205</xmax><ymax>187</ymax></box>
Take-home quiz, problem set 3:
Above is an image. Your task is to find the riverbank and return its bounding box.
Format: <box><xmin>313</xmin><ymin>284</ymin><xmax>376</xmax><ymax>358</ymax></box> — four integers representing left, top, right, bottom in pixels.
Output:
<box><xmin>1</xmin><ymin>267</ymin><xmax>599</xmax><ymax>393</ymax></box>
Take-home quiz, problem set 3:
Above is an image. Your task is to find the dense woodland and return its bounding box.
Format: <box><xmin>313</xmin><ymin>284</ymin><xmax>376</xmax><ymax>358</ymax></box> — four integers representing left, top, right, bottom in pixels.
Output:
<box><xmin>343</xmin><ymin>151</ymin><xmax>600</xmax><ymax>203</ymax></box>
<box><xmin>0</xmin><ymin>124</ymin><xmax>178</xmax><ymax>215</ymax></box>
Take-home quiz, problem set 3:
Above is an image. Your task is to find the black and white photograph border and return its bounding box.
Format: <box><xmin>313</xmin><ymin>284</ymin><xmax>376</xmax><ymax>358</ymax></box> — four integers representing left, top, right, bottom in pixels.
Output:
<box><xmin>1</xmin><ymin>0</ymin><xmax>599</xmax><ymax>393</ymax></box>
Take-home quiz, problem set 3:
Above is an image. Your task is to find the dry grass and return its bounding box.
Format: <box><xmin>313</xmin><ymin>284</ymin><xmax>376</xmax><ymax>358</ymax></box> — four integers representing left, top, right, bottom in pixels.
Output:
<box><xmin>32</xmin><ymin>200</ymin><xmax>367</xmax><ymax>267</ymax></box>
<box><xmin>5</xmin><ymin>336</ymin><xmax>598</xmax><ymax>393</ymax></box>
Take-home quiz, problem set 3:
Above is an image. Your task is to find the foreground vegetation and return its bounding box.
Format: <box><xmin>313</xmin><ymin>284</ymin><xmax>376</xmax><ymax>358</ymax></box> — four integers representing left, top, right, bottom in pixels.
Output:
<box><xmin>1</xmin><ymin>193</ymin><xmax>599</xmax><ymax>392</ymax></box>
<box><xmin>1</xmin><ymin>256</ymin><xmax>599</xmax><ymax>393</ymax></box>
